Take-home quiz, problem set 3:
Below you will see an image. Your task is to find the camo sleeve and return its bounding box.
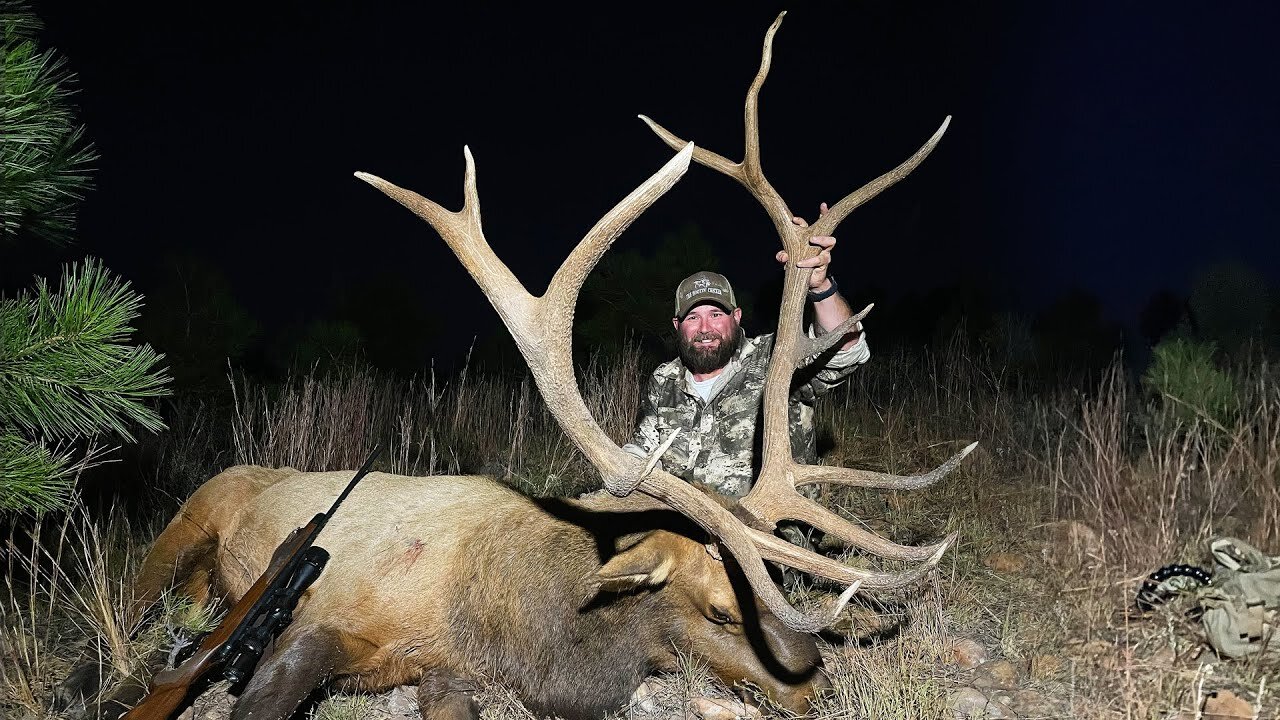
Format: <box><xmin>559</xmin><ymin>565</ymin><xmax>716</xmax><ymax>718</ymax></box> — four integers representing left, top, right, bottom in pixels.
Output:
<box><xmin>791</xmin><ymin>325</ymin><xmax>870</xmax><ymax>404</ymax></box>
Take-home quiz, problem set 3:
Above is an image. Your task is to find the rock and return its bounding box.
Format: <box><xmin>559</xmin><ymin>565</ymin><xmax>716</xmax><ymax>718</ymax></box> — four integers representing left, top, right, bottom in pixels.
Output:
<box><xmin>1202</xmin><ymin>690</ymin><xmax>1253</xmax><ymax>719</ymax></box>
<box><xmin>1010</xmin><ymin>688</ymin><xmax>1068</xmax><ymax>718</ymax></box>
<box><xmin>984</xmin><ymin>696</ymin><xmax>1017</xmax><ymax>719</ymax></box>
<box><xmin>688</xmin><ymin>697</ymin><xmax>763</xmax><ymax>720</ymax></box>
<box><xmin>386</xmin><ymin>685</ymin><xmax>419</xmax><ymax>717</ymax></box>
<box><xmin>949</xmin><ymin>638</ymin><xmax>990</xmax><ymax>669</ymax></box>
<box><xmin>983</xmin><ymin>552</ymin><xmax>1028</xmax><ymax>573</ymax></box>
<box><xmin>986</xmin><ymin>689</ymin><xmax>1015</xmax><ymax>706</ymax></box>
<box><xmin>949</xmin><ymin>687</ymin><xmax>1016</xmax><ymax>719</ymax></box>
<box><xmin>950</xmin><ymin>687</ymin><xmax>991</xmax><ymax>719</ymax></box>
<box><xmin>971</xmin><ymin>659</ymin><xmax>1020</xmax><ymax>691</ymax></box>
<box><xmin>1042</xmin><ymin>520</ymin><xmax>1103</xmax><ymax>566</ymax></box>
<box><xmin>1029</xmin><ymin>653</ymin><xmax>1064</xmax><ymax>678</ymax></box>
<box><xmin>630</xmin><ymin>678</ymin><xmax>664</xmax><ymax>714</ymax></box>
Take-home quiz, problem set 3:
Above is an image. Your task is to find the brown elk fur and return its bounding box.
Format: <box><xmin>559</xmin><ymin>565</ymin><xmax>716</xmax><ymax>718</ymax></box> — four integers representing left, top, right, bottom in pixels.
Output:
<box><xmin>113</xmin><ymin>466</ymin><xmax>829</xmax><ymax>720</ymax></box>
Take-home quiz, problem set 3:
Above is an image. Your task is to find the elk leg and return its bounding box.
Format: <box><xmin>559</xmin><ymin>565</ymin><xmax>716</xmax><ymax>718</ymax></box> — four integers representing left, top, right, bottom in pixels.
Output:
<box><xmin>229</xmin><ymin>624</ymin><xmax>347</xmax><ymax>720</ymax></box>
<box><xmin>133</xmin><ymin>511</ymin><xmax>220</xmax><ymax>616</ymax></box>
<box><xmin>417</xmin><ymin>668</ymin><xmax>480</xmax><ymax>720</ymax></box>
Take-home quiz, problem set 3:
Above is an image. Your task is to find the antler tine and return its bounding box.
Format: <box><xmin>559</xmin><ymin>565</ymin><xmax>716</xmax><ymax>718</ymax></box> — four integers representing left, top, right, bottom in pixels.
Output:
<box><xmin>794</xmin><ymin>442</ymin><xmax>978</xmax><ymax>490</ymax></box>
<box><xmin>354</xmin><ymin>149</ymin><xmax>533</xmax><ymax>331</ymax></box>
<box><xmin>742</xmin><ymin>12</ymin><xmax>784</xmax><ymax>181</ymax></box>
<box><xmin>641</xmin><ymin>11</ymin><xmax>798</xmax><ymax>247</ymax></box>
<box><xmin>547</xmin><ymin>143</ymin><xmax>695</xmax><ymax>314</ymax></box>
<box><xmin>780</xmin><ymin>493</ymin><xmax>950</xmax><ymax>562</ymax></box>
<box><xmin>810</xmin><ymin>116</ymin><xmax>951</xmax><ymax>239</ymax></box>
<box><xmin>638</xmin><ymin>115</ymin><xmax>741</xmax><ymax>180</ymax></box>
<box><xmin>799</xmin><ymin>303</ymin><xmax>873</xmax><ymax>365</ymax></box>
<box><xmin>750</xmin><ymin>528</ymin><xmax>957</xmax><ymax>590</ymax></box>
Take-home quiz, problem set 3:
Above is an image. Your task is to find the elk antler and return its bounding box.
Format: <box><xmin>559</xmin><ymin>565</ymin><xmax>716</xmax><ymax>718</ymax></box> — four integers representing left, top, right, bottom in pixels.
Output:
<box><xmin>641</xmin><ymin>12</ymin><xmax>974</xmax><ymax>591</ymax></box>
<box><xmin>357</xmin><ymin>145</ymin><xmax>859</xmax><ymax>633</ymax></box>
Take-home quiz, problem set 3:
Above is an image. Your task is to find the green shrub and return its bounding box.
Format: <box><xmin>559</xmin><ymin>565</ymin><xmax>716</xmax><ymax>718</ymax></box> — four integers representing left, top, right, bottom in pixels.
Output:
<box><xmin>1141</xmin><ymin>337</ymin><xmax>1237</xmax><ymax>428</ymax></box>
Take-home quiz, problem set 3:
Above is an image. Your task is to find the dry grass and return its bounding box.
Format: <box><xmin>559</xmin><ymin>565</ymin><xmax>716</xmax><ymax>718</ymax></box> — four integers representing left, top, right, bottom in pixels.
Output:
<box><xmin>0</xmin><ymin>500</ymin><xmax>174</xmax><ymax>718</ymax></box>
<box><xmin>2</xmin><ymin>335</ymin><xmax>1278</xmax><ymax>718</ymax></box>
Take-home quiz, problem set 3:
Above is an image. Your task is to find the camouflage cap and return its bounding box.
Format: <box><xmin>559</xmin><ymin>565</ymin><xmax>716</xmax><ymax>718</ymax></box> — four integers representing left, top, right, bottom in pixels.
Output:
<box><xmin>674</xmin><ymin>271</ymin><xmax>737</xmax><ymax>318</ymax></box>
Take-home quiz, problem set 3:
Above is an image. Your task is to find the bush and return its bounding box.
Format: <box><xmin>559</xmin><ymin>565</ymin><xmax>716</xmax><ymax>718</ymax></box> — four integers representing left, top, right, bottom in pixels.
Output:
<box><xmin>1140</xmin><ymin>337</ymin><xmax>1237</xmax><ymax>428</ymax></box>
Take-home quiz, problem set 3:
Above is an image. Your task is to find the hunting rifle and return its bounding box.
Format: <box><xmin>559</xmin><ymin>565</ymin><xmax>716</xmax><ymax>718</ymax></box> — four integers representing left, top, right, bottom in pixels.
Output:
<box><xmin>120</xmin><ymin>445</ymin><xmax>382</xmax><ymax>720</ymax></box>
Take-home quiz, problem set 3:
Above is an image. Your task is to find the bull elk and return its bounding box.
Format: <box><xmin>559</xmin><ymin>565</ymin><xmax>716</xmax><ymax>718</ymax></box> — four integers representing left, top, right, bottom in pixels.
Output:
<box><xmin>70</xmin><ymin>11</ymin><xmax>971</xmax><ymax>720</ymax></box>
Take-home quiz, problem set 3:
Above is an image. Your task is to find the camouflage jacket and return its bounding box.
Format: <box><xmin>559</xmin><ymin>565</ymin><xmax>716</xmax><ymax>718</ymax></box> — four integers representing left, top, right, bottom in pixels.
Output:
<box><xmin>622</xmin><ymin>330</ymin><xmax>869</xmax><ymax>497</ymax></box>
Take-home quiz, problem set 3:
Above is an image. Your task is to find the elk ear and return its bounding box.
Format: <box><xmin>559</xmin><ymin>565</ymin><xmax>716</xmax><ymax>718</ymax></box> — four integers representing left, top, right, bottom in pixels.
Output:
<box><xmin>594</xmin><ymin>533</ymin><xmax>681</xmax><ymax>593</ymax></box>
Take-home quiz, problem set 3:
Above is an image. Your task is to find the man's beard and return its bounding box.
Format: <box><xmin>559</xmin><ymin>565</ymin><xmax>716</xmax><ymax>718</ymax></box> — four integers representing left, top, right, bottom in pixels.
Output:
<box><xmin>677</xmin><ymin>325</ymin><xmax>742</xmax><ymax>374</ymax></box>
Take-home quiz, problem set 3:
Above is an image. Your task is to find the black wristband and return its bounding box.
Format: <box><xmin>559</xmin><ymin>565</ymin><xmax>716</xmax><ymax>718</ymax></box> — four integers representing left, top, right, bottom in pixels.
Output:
<box><xmin>806</xmin><ymin>276</ymin><xmax>839</xmax><ymax>303</ymax></box>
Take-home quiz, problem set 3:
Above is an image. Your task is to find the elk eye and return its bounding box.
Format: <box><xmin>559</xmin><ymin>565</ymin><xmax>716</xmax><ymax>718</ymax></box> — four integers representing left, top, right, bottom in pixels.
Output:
<box><xmin>709</xmin><ymin>606</ymin><xmax>735</xmax><ymax>624</ymax></box>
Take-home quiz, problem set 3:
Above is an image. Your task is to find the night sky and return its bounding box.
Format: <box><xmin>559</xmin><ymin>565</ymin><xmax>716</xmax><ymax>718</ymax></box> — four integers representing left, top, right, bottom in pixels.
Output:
<box><xmin>18</xmin><ymin>1</ymin><xmax>1280</xmax><ymax>369</ymax></box>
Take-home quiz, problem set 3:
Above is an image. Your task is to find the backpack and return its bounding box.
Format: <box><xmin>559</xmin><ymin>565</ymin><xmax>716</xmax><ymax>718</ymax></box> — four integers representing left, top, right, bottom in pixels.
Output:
<box><xmin>1196</xmin><ymin>537</ymin><xmax>1280</xmax><ymax>659</ymax></box>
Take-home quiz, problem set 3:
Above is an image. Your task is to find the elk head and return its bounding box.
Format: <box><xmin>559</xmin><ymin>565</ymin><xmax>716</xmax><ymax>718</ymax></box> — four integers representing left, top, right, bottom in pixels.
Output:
<box><xmin>355</xmin><ymin>11</ymin><xmax>972</xmax><ymax>633</ymax></box>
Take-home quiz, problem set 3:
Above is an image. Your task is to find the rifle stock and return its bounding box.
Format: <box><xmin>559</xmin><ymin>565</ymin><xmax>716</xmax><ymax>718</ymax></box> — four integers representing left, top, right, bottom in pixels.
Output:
<box><xmin>120</xmin><ymin>522</ymin><xmax>318</xmax><ymax>720</ymax></box>
<box><xmin>119</xmin><ymin>445</ymin><xmax>380</xmax><ymax>720</ymax></box>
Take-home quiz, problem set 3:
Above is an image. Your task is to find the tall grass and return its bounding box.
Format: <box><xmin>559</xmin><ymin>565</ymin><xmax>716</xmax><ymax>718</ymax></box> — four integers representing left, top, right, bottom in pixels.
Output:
<box><xmin>1045</xmin><ymin>358</ymin><xmax>1280</xmax><ymax>571</ymax></box>
<box><xmin>227</xmin><ymin>344</ymin><xmax>646</xmax><ymax>498</ymax></box>
<box><xmin>1</xmin><ymin>500</ymin><xmax>157</xmax><ymax>717</ymax></box>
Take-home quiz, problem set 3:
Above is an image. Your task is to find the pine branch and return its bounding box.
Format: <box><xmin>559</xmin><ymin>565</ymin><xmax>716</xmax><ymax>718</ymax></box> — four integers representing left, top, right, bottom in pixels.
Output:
<box><xmin>0</xmin><ymin>258</ymin><xmax>172</xmax><ymax>441</ymax></box>
<box><xmin>0</xmin><ymin>2</ymin><xmax>98</xmax><ymax>246</ymax></box>
<box><xmin>0</xmin><ymin>429</ymin><xmax>73</xmax><ymax>512</ymax></box>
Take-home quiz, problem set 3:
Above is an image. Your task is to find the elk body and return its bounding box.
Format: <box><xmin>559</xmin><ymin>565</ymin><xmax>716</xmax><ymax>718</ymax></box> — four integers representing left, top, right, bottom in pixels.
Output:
<box><xmin>110</xmin><ymin>465</ymin><xmax>829</xmax><ymax>719</ymax></box>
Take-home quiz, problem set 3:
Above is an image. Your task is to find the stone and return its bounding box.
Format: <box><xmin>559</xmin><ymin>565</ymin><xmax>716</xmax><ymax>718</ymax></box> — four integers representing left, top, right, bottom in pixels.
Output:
<box><xmin>949</xmin><ymin>687</ymin><xmax>1016</xmax><ymax>719</ymax></box>
<box><xmin>983</xmin><ymin>696</ymin><xmax>1017</xmax><ymax>719</ymax></box>
<box><xmin>1202</xmin><ymin>690</ymin><xmax>1254</xmax><ymax>719</ymax></box>
<box><xmin>949</xmin><ymin>637</ymin><xmax>990</xmax><ymax>669</ymax></box>
<box><xmin>1042</xmin><ymin>520</ymin><xmax>1103</xmax><ymax>566</ymax></box>
<box><xmin>971</xmin><ymin>659</ymin><xmax>1020</xmax><ymax>690</ymax></box>
<box><xmin>983</xmin><ymin>552</ymin><xmax>1028</xmax><ymax>573</ymax></box>
<box><xmin>386</xmin><ymin>685</ymin><xmax>419</xmax><ymax>717</ymax></box>
<box><xmin>1010</xmin><ymin>688</ymin><xmax>1068</xmax><ymax>718</ymax></box>
<box><xmin>630</xmin><ymin>678</ymin><xmax>664</xmax><ymax>714</ymax></box>
<box><xmin>949</xmin><ymin>687</ymin><xmax>991</xmax><ymax>719</ymax></box>
<box><xmin>688</xmin><ymin>697</ymin><xmax>763</xmax><ymax>720</ymax></box>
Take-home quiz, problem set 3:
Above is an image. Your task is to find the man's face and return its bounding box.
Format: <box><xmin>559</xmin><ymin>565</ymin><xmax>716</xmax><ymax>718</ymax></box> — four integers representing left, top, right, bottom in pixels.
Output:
<box><xmin>673</xmin><ymin>303</ymin><xmax>743</xmax><ymax>374</ymax></box>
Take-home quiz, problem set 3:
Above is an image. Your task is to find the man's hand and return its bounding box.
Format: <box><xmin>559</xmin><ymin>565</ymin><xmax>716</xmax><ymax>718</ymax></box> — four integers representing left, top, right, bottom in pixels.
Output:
<box><xmin>776</xmin><ymin>202</ymin><xmax>835</xmax><ymax>291</ymax></box>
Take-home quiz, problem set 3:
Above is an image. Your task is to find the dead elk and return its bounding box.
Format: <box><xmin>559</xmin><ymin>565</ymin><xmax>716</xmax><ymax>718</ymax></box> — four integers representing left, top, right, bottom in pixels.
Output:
<box><xmin>76</xmin><ymin>466</ymin><xmax>831</xmax><ymax>720</ymax></box>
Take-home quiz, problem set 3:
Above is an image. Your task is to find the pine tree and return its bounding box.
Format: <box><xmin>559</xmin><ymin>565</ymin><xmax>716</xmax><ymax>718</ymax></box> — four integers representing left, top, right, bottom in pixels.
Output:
<box><xmin>0</xmin><ymin>2</ymin><xmax>96</xmax><ymax>246</ymax></box>
<box><xmin>0</xmin><ymin>4</ymin><xmax>170</xmax><ymax>512</ymax></box>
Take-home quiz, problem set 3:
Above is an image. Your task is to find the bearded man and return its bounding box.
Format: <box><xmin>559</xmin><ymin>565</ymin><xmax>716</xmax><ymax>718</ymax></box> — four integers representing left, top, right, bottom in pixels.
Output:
<box><xmin>623</xmin><ymin>207</ymin><xmax>868</xmax><ymax>535</ymax></box>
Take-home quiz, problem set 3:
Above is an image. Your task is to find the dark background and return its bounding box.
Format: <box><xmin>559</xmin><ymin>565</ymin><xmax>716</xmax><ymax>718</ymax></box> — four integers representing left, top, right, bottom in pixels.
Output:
<box><xmin>14</xmin><ymin>1</ymin><xmax>1280</xmax><ymax>378</ymax></box>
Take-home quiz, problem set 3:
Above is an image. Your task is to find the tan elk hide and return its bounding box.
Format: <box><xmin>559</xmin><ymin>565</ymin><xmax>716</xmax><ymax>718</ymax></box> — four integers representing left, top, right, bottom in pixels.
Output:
<box><xmin>119</xmin><ymin>466</ymin><xmax>831</xmax><ymax>720</ymax></box>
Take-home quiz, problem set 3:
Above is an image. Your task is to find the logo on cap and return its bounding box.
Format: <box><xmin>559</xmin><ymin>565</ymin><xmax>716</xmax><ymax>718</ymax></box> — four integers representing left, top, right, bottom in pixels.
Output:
<box><xmin>674</xmin><ymin>271</ymin><xmax>737</xmax><ymax>318</ymax></box>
